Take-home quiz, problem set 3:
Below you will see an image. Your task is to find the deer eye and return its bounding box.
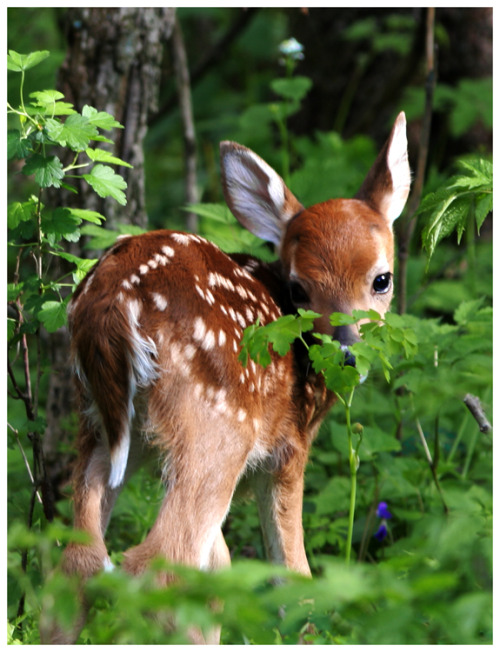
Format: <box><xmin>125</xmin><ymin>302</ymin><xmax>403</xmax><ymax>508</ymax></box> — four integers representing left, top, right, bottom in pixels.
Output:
<box><xmin>373</xmin><ymin>273</ymin><xmax>392</xmax><ymax>294</ymax></box>
<box><xmin>289</xmin><ymin>279</ymin><xmax>310</xmax><ymax>305</ymax></box>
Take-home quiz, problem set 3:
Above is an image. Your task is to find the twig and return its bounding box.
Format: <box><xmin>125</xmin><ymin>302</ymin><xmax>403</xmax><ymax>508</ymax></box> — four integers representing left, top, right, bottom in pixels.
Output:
<box><xmin>8</xmin><ymin>423</ymin><xmax>43</xmax><ymax>506</ymax></box>
<box><xmin>149</xmin><ymin>8</ymin><xmax>258</xmax><ymax>127</ymax></box>
<box><xmin>415</xmin><ymin>419</ymin><xmax>448</xmax><ymax>514</ymax></box>
<box><xmin>397</xmin><ymin>8</ymin><xmax>436</xmax><ymax>315</ymax></box>
<box><xmin>463</xmin><ymin>394</ymin><xmax>492</xmax><ymax>433</ymax></box>
<box><xmin>171</xmin><ymin>15</ymin><xmax>198</xmax><ymax>232</ymax></box>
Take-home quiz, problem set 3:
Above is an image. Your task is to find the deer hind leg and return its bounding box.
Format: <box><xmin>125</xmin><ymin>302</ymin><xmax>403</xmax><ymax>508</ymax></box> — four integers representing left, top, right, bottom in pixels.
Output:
<box><xmin>122</xmin><ymin>443</ymin><xmax>244</xmax><ymax>576</ymax></box>
<box><xmin>121</xmin><ymin>413</ymin><xmax>249</xmax><ymax>643</ymax></box>
<box><xmin>253</xmin><ymin>447</ymin><xmax>311</xmax><ymax>577</ymax></box>
<box><xmin>41</xmin><ymin>417</ymin><xmax>119</xmax><ymax>644</ymax></box>
<box><xmin>44</xmin><ymin>410</ymin><xmax>146</xmax><ymax>644</ymax></box>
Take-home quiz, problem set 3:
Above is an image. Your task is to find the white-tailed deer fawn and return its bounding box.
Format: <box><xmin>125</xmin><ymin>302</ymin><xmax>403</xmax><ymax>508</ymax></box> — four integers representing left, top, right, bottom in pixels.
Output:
<box><xmin>47</xmin><ymin>112</ymin><xmax>410</xmax><ymax>643</ymax></box>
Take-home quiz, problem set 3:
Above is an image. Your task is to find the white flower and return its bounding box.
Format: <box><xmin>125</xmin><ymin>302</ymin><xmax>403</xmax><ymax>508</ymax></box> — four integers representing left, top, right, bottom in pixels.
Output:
<box><xmin>279</xmin><ymin>37</ymin><xmax>304</xmax><ymax>61</ymax></box>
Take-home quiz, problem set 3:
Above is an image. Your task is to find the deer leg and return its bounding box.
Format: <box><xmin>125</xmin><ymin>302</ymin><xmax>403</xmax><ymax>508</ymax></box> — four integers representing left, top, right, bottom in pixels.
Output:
<box><xmin>41</xmin><ymin>423</ymin><xmax>116</xmax><ymax>644</ymax></box>
<box><xmin>43</xmin><ymin>420</ymin><xmax>144</xmax><ymax>644</ymax></box>
<box><xmin>253</xmin><ymin>452</ymin><xmax>311</xmax><ymax>577</ymax></box>
<box><xmin>121</xmin><ymin>423</ymin><xmax>249</xmax><ymax>644</ymax></box>
<box><xmin>122</xmin><ymin>449</ymin><xmax>244</xmax><ymax>575</ymax></box>
<box><xmin>208</xmin><ymin>529</ymin><xmax>231</xmax><ymax>570</ymax></box>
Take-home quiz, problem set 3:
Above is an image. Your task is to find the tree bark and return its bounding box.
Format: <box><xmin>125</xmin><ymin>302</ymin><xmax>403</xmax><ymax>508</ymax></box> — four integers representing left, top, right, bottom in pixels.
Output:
<box><xmin>55</xmin><ymin>7</ymin><xmax>175</xmax><ymax>227</ymax></box>
<box><xmin>43</xmin><ymin>8</ymin><xmax>176</xmax><ymax>493</ymax></box>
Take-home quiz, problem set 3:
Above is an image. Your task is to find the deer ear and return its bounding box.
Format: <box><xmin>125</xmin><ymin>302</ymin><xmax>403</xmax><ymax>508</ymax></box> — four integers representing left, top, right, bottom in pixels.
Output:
<box><xmin>220</xmin><ymin>142</ymin><xmax>304</xmax><ymax>246</ymax></box>
<box><xmin>355</xmin><ymin>111</ymin><xmax>411</xmax><ymax>224</ymax></box>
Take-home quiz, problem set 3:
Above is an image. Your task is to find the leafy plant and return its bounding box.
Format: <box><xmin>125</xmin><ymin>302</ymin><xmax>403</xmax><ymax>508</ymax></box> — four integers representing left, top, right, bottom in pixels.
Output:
<box><xmin>7</xmin><ymin>49</ymin><xmax>130</xmax><ymax>629</ymax></box>
<box><xmin>240</xmin><ymin>308</ymin><xmax>421</xmax><ymax>564</ymax></box>
<box><xmin>419</xmin><ymin>156</ymin><xmax>492</xmax><ymax>265</ymax></box>
<box><xmin>7</xmin><ymin>33</ymin><xmax>492</xmax><ymax>646</ymax></box>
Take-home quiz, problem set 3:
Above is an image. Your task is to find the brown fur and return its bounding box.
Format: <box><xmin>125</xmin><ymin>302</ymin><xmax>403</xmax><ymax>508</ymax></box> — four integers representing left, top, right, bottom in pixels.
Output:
<box><xmin>44</xmin><ymin>113</ymin><xmax>410</xmax><ymax>644</ymax></box>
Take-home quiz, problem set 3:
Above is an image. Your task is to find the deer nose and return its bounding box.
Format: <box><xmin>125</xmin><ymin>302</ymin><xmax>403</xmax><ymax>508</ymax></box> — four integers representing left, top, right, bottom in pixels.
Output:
<box><xmin>333</xmin><ymin>325</ymin><xmax>358</xmax><ymax>368</ymax></box>
<box><xmin>341</xmin><ymin>345</ymin><xmax>357</xmax><ymax>368</ymax></box>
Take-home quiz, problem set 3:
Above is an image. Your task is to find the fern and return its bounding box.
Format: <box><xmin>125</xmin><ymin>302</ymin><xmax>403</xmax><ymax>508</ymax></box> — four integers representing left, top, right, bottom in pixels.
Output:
<box><xmin>420</xmin><ymin>156</ymin><xmax>492</xmax><ymax>265</ymax></box>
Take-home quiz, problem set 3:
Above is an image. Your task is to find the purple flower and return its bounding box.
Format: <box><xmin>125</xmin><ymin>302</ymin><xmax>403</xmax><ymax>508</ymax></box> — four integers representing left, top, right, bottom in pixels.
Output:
<box><xmin>376</xmin><ymin>502</ymin><xmax>392</xmax><ymax>520</ymax></box>
<box><xmin>374</xmin><ymin>523</ymin><xmax>388</xmax><ymax>541</ymax></box>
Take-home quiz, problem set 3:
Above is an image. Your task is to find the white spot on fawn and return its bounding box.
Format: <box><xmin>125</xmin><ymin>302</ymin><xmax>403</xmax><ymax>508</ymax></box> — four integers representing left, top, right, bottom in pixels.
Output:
<box><xmin>193</xmin><ymin>316</ymin><xmax>206</xmax><ymax>342</ymax></box>
<box><xmin>184</xmin><ymin>344</ymin><xmax>196</xmax><ymax>360</ymax></box>
<box><xmin>171</xmin><ymin>233</ymin><xmax>191</xmax><ymax>245</ymax></box>
<box><xmin>162</xmin><ymin>245</ymin><xmax>175</xmax><ymax>258</ymax></box>
<box><xmin>152</xmin><ymin>293</ymin><xmax>168</xmax><ymax>311</ymax></box>
<box><xmin>202</xmin><ymin>329</ymin><xmax>215</xmax><ymax>351</ymax></box>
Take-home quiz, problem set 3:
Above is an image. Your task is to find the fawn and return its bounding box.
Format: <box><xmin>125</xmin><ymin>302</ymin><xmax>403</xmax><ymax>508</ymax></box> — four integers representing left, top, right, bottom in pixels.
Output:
<box><xmin>45</xmin><ymin>112</ymin><xmax>410</xmax><ymax>643</ymax></box>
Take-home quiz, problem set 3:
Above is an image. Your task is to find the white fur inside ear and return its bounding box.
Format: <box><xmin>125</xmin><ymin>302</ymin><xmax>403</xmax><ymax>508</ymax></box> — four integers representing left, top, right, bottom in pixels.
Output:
<box><xmin>223</xmin><ymin>150</ymin><xmax>286</xmax><ymax>245</ymax></box>
<box><xmin>386</xmin><ymin>113</ymin><xmax>411</xmax><ymax>223</ymax></box>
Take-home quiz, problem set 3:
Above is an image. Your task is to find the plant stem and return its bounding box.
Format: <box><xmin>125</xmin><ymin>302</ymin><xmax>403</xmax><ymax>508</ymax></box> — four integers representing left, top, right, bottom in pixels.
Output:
<box><xmin>339</xmin><ymin>388</ymin><xmax>358</xmax><ymax>564</ymax></box>
<box><xmin>415</xmin><ymin>419</ymin><xmax>448</xmax><ymax>514</ymax></box>
<box><xmin>346</xmin><ymin>457</ymin><xmax>357</xmax><ymax>565</ymax></box>
<box><xmin>397</xmin><ymin>7</ymin><xmax>436</xmax><ymax>314</ymax></box>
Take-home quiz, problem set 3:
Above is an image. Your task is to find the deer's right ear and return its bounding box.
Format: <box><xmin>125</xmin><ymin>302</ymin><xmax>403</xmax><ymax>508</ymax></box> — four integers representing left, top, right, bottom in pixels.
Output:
<box><xmin>220</xmin><ymin>142</ymin><xmax>304</xmax><ymax>246</ymax></box>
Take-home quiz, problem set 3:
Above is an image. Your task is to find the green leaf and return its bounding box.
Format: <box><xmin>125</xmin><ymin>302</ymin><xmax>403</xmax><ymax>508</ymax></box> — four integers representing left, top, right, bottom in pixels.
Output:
<box><xmin>358</xmin><ymin>426</ymin><xmax>401</xmax><ymax>460</ymax></box>
<box><xmin>419</xmin><ymin>156</ymin><xmax>492</xmax><ymax>263</ymax></box>
<box><xmin>7</xmin><ymin>49</ymin><xmax>49</xmax><ymax>72</ymax></box>
<box><xmin>45</xmin><ymin>114</ymin><xmax>99</xmax><ymax>151</ymax></box>
<box><xmin>8</xmin><ymin>200</ymin><xmax>36</xmax><ymax>229</ymax></box>
<box><xmin>29</xmin><ymin>90</ymin><xmax>75</xmax><ymax>116</ymax></box>
<box><xmin>38</xmin><ymin>299</ymin><xmax>69</xmax><ymax>332</ymax></box>
<box><xmin>330</xmin><ymin>312</ymin><xmax>359</xmax><ymax>327</ymax></box>
<box><xmin>83</xmin><ymin>164</ymin><xmax>127</xmax><ymax>205</ymax></box>
<box><xmin>66</xmin><ymin>208</ymin><xmax>105</xmax><ymax>224</ymax></box>
<box><xmin>474</xmin><ymin>193</ymin><xmax>493</xmax><ymax>232</ymax></box>
<box><xmin>8</xmin><ymin>130</ymin><xmax>31</xmax><ymax>160</ymax></box>
<box><xmin>86</xmin><ymin>147</ymin><xmax>133</xmax><ymax>168</ymax></box>
<box><xmin>7</xmin><ymin>318</ymin><xmax>17</xmax><ymax>341</ymax></box>
<box><xmin>22</xmin><ymin>154</ymin><xmax>64</xmax><ymax>188</ymax></box>
<box><xmin>453</xmin><ymin>298</ymin><xmax>485</xmax><ymax>326</ymax></box>
<box><xmin>323</xmin><ymin>364</ymin><xmax>360</xmax><ymax>395</ymax></box>
<box><xmin>80</xmin><ymin>223</ymin><xmax>144</xmax><ymax>250</ymax></box>
<box><xmin>184</xmin><ymin>203</ymin><xmax>234</xmax><ymax>224</ymax></box>
<box><xmin>82</xmin><ymin>105</ymin><xmax>123</xmax><ymax>130</ymax></box>
<box><xmin>270</xmin><ymin>76</ymin><xmax>312</xmax><ymax>102</ymax></box>
<box><xmin>41</xmin><ymin>208</ymin><xmax>81</xmax><ymax>243</ymax></box>
<box><xmin>55</xmin><ymin>251</ymin><xmax>98</xmax><ymax>283</ymax></box>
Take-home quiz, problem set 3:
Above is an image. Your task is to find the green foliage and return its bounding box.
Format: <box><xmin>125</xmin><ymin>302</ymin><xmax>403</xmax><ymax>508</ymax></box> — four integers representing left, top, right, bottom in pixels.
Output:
<box><xmin>7</xmin><ymin>49</ymin><xmax>129</xmax><ymax>336</ymax></box>
<box><xmin>420</xmin><ymin>156</ymin><xmax>492</xmax><ymax>265</ymax></box>
<box><xmin>7</xmin><ymin>50</ymin><xmax>130</xmax><ymax>642</ymax></box>
<box><xmin>7</xmin><ymin>20</ymin><xmax>492</xmax><ymax>647</ymax></box>
<box><xmin>184</xmin><ymin>202</ymin><xmax>275</xmax><ymax>260</ymax></box>
<box><xmin>402</xmin><ymin>77</ymin><xmax>492</xmax><ymax>139</ymax></box>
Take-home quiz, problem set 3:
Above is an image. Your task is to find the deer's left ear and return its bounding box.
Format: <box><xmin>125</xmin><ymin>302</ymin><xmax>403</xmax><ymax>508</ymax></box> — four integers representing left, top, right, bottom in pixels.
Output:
<box><xmin>220</xmin><ymin>142</ymin><xmax>304</xmax><ymax>246</ymax></box>
<box><xmin>355</xmin><ymin>111</ymin><xmax>411</xmax><ymax>224</ymax></box>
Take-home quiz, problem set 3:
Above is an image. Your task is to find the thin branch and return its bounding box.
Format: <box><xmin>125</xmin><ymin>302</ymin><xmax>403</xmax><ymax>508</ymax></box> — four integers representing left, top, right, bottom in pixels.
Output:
<box><xmin>415</xmin><ymin>419</ymin><xmax>448</xmax><ymax>514</ymax></box>
<box><xmin>149</xmin><ymin>8</ymin><xmax>258</xmax><ymax>128</ymax></box>
<box><xmin>463</xmin><ymin>394</ymin><xmax>492</xmax><ymax>433</ymax></box>
<box><xmin>397</xmin><ymin>7</ymin><xmax>436</xmax><ymax>315</ymax></box>
<box><xmin>8</xmin><ymin>423</ymin><xmax>43</xmax><ymax>506</ymax></box>
<box><xmin>171</xmin><ymin>14</ymin><xmax>198</xmax><ymax>232</ymax></box>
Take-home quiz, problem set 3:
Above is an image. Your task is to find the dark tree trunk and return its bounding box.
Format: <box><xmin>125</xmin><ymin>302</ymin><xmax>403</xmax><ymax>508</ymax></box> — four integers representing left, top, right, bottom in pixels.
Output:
<box><xmin>55</xmin><ymin>7</ymin><xmax>175</xmax><ymax>227</ymax></box>
<box><xmin>43</xmin><ymin>8</ymin><xmax>176</xmax><ymax>494</ymax></box>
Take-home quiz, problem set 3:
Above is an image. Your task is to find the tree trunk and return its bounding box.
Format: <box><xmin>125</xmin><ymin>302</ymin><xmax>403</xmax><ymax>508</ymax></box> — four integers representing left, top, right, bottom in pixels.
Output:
<box><xmin>43</xmin><ymin>8</ymin><xmax>176</xmax><ymax>493</ymax></box>
<box><xmin>55</xmin><ymin>7</ymin><xmax>175</xmax><ymax>227</ymax></box>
